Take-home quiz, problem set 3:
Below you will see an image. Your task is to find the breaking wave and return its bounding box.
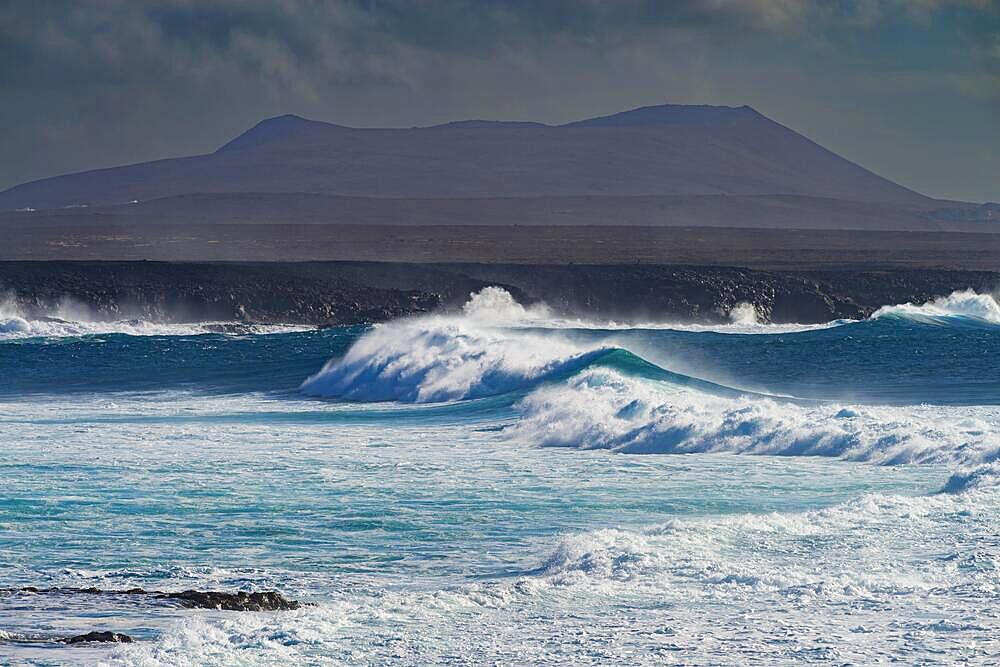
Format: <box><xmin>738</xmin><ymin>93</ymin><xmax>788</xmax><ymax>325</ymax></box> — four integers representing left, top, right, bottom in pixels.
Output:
<box><xmin>300</xmin><ymin>286</ymin><xmax>1000</xmax><ymax>465</ymax></box>
<box><xmin>536</xmin><ymin>482</ymin><xmax>1000</xmax><ymax>596</ymax></box>
<box><xmin>300</xmin><ymin>317</ymin><xmax>613</xmax><ymax>402</ymax></box>
<box><xmin>511</xmin><ymin>368</ymin><xmax>1000</xmax><ymax>465</ymax></box>
<box><xmin>301</xmin><ymin>286</ymin><xmax>599</xmax><ymax>402</ymax></box>
<box><xmin>299</xmin><ymin>287</ymin><xmax>750</xmax><ymax>402</ymax></box>
<box><xmin>727</xmin><ymin>301</ymin><xmax>759</xmax><ymax>325</ymax></box>
<box><xmin>940</xmin><ymin>463</ymin><xmax>1000</xmax><ymax>493</ymax></box>
<box><xmin>0</xmin><ymin>317</ymin><xmax>307</xmax><ymax>339</ymax></box>
<box><xmin>0</xmin><ymin>298</ymin><xmax>310</xmax><ymax>340</ymax></box>
<box><xmin>871</xmin><ymin>289</ymin><xmax>1000</xmax><ymax>325</ymax></box>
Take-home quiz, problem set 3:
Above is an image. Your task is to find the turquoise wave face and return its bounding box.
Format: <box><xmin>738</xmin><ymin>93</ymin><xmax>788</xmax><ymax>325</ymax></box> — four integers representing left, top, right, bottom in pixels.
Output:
<box><xmin>563</xmin><ymin>317</ymin><xmax>1000</xmax><ymax>405</ymax></box>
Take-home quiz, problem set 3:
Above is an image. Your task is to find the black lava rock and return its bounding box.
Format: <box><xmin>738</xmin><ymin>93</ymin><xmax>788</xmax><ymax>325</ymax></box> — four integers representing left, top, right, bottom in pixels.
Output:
<box><xmin>159</xmin><ymin>589</ymin><xmax>301</xmax><ymax>611</ymax></box>
<box><xmin>61</xmin><ymin>631</ymin><xmax>134</xmax><ymax>644</ymax></box>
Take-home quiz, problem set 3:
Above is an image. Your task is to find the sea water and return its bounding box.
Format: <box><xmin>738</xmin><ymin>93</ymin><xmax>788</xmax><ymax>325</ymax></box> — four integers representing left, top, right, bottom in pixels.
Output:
<box><xmin>1</xmin><ymin>288</ymin><xmax>999</xmax><ymax>664</ymax></box>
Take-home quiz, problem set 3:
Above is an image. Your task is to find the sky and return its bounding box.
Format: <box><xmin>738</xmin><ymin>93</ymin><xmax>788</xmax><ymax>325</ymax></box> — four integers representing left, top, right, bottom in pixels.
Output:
<box><xmin>1</xmin><ymin>0</ymin><xmax>997</xmax><ymax>202</ymax></box>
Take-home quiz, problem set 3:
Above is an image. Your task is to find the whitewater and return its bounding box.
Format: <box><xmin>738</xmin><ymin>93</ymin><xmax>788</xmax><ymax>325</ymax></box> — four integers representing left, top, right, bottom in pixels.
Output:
<box><xmin>2</xmin><ymin>287</ymin><xmax>1000</xmax><ymax>664</ymax></box>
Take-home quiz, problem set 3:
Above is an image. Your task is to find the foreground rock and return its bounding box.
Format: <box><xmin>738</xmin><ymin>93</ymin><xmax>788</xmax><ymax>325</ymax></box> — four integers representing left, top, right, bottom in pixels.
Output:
<box><xmin>160</xmin><ymin>589</ymin><xmax>301</xmax><ymax>611</ymax></box>
<box><xmin>0</xmin><ymin>587</ymin><xmax>301</xmax><ymax>648</ymax></box>
<box><xmin>5</xmin><ymin>586</ymin><xmax>302</xmax><ymax>611</ymax></box>
<box><xmin>61</xmin><ymin>631</ymin><xmax>134</xmax><ymax>644</ymax></box>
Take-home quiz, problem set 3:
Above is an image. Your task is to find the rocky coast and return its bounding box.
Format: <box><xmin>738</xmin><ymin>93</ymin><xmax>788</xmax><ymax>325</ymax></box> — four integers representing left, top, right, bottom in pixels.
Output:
<box><xmin>1</xmin><ymin>261</ymin><xmax>995</xmax><ymax>325</ymax></box>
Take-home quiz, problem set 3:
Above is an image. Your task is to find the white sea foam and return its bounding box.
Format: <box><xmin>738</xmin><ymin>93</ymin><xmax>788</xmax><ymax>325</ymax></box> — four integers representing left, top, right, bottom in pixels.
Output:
<box><xmin>617</xmin><ymin>318</ymin><xmax>852</xmax><ymax>334</ymax></box>
<box><xmin>463</xmin><ymin>286</ymin><xmax>851</xmax><ymax>334</ymax></box>
<box><xmin>301</xmin><ymin>286</ymin><xmax>619</xmax><ymax>402</ymax></box>
<box><xmin>0</xmin><ymin>298</ymin><xmax>310</xmax><ymax>339</ymax></box>
<box><xmin>454</xmin><ymin>285</ymin><xmax>817</xmax><ymax>334</ymax></box>
<box><xmin>462</xmin><ymin>285</ymin><xmax>551</xmax><ymax>323</ymax></box>
<box><xmin>527</xmin><ymin>288</ymin><xmax>1000</xmax><ymax>332</ymax></box>
<box><xmin>535</xmin><ymin>484</ymin><xmax>1000</xmax><ymax>602</ymax></box>
<box><xmin>0</xmin><ymin>317</ymin><xmax>308</xmax><ymax>339</ymax></box>
<box><xmin>108</xmin><ymin>482</ymin><xmax>1000</xmax><ymax>665</ymax></box>
<box><xmin>940</xmin><ymin>462</ymin><xmax>1000</xmax><ymax>493</ymax></box>
<box><xmin>512</xmin><ymin>368</ymin><xmax>1000</xmax><ymax>465</ymax></box>
<box><xmin>619</xmin><ymin>319</ymin><xmax>853</xmax><ymax>334</ymax></box>
<box><xmin>299</xmin><ymin>286</ymin><xmax>1000</xmax><ymax>466</ymax></box>
<box><xmin>727</xmin><ymin>301</ymin><xmax>759</xmax><ymax>325</ymax></box>
<box><xmin>304</xmin><ymin>298</ymin><xmax>1000</xmax><ymax>463</ymax></box>
<box><xmin>10</xmin><ymin>284</ymin><xmax>1000</xmax><ymax>666</ymax></box>
<box><xmin>300</xmin><ymin>317</ymin><xmax>605</xmax><ymax>402</ymax></box>
<box><xmin>300</xmin><ymin>287</ymin><xmax>853</xmax><ymax>403</ymax></box>
<box><xmin>872</xmin><ymin>289</ymin><xmax>1000</xmax><ymax>324</ymax></box>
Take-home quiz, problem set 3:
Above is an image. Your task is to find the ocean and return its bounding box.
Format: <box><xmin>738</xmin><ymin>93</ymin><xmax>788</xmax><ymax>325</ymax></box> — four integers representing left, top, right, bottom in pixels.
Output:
<box><xmin>1</xmin><ymin>287</ymin><xmax>999</xmax><ymax>665</ymax></box>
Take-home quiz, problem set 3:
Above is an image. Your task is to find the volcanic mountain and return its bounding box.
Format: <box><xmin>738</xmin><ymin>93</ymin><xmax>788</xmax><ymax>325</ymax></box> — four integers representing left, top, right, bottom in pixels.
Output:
<box><xmin>0</xmin><ymin>104</ymin><xmax>983</xmax><ymax>230</ymax></box>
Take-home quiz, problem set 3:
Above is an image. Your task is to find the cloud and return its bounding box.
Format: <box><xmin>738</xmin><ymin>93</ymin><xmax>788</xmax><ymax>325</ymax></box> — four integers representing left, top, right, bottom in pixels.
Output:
<box><xmin>0</xmin><ymin>0</ymin><xmax>997</xmax><ymax>201</ymax></box>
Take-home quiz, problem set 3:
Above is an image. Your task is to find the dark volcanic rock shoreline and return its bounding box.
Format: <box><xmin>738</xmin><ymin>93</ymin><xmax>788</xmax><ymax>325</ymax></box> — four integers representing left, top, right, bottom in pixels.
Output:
<box><xmin>0</xmin><ymin>261</ymin><xmax>997</xmax><ymax>325</ymax></box>
<box><xmin>4</xmin><ymin>586</ymin><xmax>302</xmax><ymax>612</ymax></box>
<box><xmin>0</xmin><ymin>587</ymin><xmax>302</xmax><ymax>647</ymax></box>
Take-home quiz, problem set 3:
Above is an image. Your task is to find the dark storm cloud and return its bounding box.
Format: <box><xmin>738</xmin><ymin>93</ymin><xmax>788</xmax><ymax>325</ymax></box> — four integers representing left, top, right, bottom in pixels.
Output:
<box><xmin>0</xmin><ymin>0</ymin><xmax>997</xmax><ymax>200</ymax></box>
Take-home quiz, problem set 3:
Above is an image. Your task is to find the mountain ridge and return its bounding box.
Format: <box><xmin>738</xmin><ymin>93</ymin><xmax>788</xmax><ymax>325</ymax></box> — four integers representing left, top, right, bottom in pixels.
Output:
<box><xmin>0</xmin><ymin>104</ymin><xmax>955</xmax><ymax>217</ymax></box>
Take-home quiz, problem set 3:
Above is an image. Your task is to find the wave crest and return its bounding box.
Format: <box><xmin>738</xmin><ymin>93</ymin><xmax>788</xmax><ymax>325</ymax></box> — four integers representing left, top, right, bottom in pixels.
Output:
<box><xmin>871</xmin><ymin>290</ymin><xmax>1000</xmax><ymax>325</ymax></box>
<box><xmin>941</xmin><ymin>463</ymin><xmax>1000</xmax><ymax>493</ymax></box>
<box><xmin>511</xmin><ymin>368</ymin><xmax>1000</xmax><ymax>465</ymax></box>
<box><xmin>462</xmin><ymin>285</ymin><xmax>551</xmax><ymax>324</ymax></box>
<box><xmin>536</xmin><ymin>487</ymin><xmax>993</xmax><ymax>598</ymax></box>
<box><xmin>0</xmin><ymin>295</ymin><xmax>309</xmax><ymax>339</ymax></box>
<box><xmin>300</xmin><ymin>317</ymin><xmax>608</xmax><ymax>402</ymax></box>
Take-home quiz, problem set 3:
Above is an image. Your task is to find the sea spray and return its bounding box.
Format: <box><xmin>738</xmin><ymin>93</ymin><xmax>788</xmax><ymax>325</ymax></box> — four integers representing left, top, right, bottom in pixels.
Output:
<box><xmin>300</xmin><ymin>317</ymin><xmax>610</xmax><ymax>402</ymax></box>
<box><xmin>462</xmin><ymin>285</ymin><xmax>551</xmax><ymax>323</ymax></box>
<box><xmin>511</xmin><ymin>368</ymin><xmax>1000</xmax><ymax>465</ymax></box>
<box><xmin>871</xmin><ymin>289</ymin><xmax>1000</xmax><ymax>324</ymax></box>
<box><xmin>298</xmin><ymin>287</ymin><xmax>845</xmax><ymax>403</ymax></box>
<box><xmin>301</xmin><ymin>287</ymin><xmax>1000</xmax><ymax>462</ymax></box>
<box><xmin>728</xmin><ymin>301</ymin><xmax>759</xmax><ymax>325</ymax></box>
<box><xmin>0</xmin><ymin>292</ymin><xmax>311</xmax><ymax>339</ymax></box>
<box><xmin>940</xmin><ymin>462</ymin><xmax>1000</xmax><ymax>493</ymax></box>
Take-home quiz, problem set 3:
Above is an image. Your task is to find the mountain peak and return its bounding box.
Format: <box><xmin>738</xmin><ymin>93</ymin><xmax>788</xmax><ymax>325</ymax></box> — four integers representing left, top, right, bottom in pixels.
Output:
<box><xmin>427</xmin><ymin>119</ymin><xmax>550</xmax><ymax>130</ymax></box>
<box><xmin>563</xmin><ymin>103</ymin><xmax>761</xmax><ymax>128</ymax></box>
<box><xmin>267</xmin><ymin>113</ymin><xmax>308</xmax><ymax>123</ymax></box>
<box><xmin>218</xmin><ymin>104</ymin><xmax>765</xmax><ymax>151</ymax></box>
<box><xmin>216</xmin><ymin>114</ymin><xmax>339</xmax><ymax>152</ymax></box>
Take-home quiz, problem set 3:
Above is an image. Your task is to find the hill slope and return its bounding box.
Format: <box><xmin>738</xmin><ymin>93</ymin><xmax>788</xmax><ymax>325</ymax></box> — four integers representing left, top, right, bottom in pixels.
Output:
<box><xmin>0</xmin><ymin>104</ymin><xmax>935</xmax><ymax>212</ymax></box>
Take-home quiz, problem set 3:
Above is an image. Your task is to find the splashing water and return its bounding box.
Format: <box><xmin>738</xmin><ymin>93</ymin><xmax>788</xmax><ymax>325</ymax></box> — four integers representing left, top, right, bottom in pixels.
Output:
<box><xmin>728</xmin><ymin>301</ymin><xmax>759</xmax><ymax>324</ymax></box>
<box><xmin>0</xmin><ymin>294</ymin><xmax>311</xmax><ymax>339</ymax></box>
<box><xmin>871</xmin><ymin>289</ymin><xmax>1000</xmax><ymax>324</ymax></box>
